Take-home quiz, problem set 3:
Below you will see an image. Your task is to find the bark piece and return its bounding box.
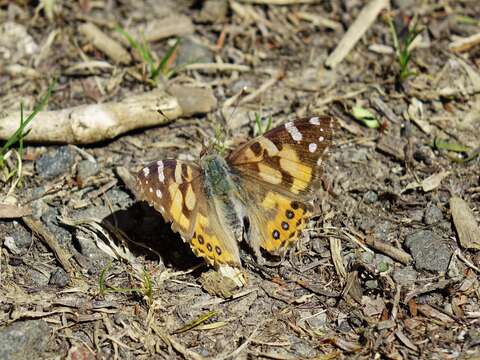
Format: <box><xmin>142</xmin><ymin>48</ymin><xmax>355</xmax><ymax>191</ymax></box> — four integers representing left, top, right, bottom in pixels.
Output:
<box><xmin>79</xmin><ymin>23</ymin><xmax>131</xmax><ymax>64</ymax></box>
<box><xmin>450</xmin><ymin>196</ymin><xmax>480</xmax><ymax>250</ymax></box>
<box><xmin>0</xmin><ymin>87</ymin><xmax>216</xmax><ymax>144</ymax></box>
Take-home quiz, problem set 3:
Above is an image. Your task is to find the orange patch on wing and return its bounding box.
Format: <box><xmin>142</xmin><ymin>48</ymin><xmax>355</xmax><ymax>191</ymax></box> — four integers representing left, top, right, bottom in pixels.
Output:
<box><xmin>190</xmin><ymin>213</ymin><xmax>239</xmax><ymax>266</ymax></box>
<box><xmin>260</xmin><ymin>191</ymin><xmax>310</xmax><ymax>252</ymax></box>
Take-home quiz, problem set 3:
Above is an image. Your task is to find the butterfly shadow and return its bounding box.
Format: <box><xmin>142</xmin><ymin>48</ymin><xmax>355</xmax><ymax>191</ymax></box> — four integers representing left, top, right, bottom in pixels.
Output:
<box><xmin>101</xmin><ymin>201</ymin><xmax>202</xmax><ymax>271</ymax></box>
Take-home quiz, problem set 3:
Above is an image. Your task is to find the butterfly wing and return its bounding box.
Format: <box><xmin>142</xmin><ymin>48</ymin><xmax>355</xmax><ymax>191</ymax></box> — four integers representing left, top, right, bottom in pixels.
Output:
<box><xmin>227</xmin><ymin>116</ymin><xmax>335</xmax><ymax>254</ymax></box>
<box><xmin>136</xmin><ymin>160</ymin><xmax>241</xmax><ymax>267</ymax></box>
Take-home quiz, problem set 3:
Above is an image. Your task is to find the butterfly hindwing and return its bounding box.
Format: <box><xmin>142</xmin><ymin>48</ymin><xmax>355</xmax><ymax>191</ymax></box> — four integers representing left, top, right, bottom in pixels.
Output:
<box><xmin>242</xmin><ymin>185</ymin><xmax>312</xmax><ymax>255</ymax></box>
<box><xmin>137</xmin><ymin>160</ymin><xmax>241</xmax><ymax>267</ymax></box>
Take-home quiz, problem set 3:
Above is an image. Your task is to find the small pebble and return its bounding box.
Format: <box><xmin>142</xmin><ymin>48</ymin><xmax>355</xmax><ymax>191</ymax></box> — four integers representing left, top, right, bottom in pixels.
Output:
<box><xmin>405</xmin><ymin>230</ymin><xmax>452</xmax><ymax>272</ymax></box>
<box><xmin>36</xmin><ymin>146</ymin><xmax>75</xmax><ymax>179</ymax></box>
<box><xmin>77</xmin><ymin>160</ymin><xmax>99</xmax><ymax>180</ymax></box>
<box><xmin>363</xmin><ymin>190</ymin><xmax>378</xmax><ymax>204</ymax></box>
<box><xmin>423</xmin><ymin>204</ymin><xmax>443</xmax><ymax>225</ymax></box>
<box><xmin>49</xmin><ymin>267</ymin><xmax>69</xmax><ymax>287</ymax></box>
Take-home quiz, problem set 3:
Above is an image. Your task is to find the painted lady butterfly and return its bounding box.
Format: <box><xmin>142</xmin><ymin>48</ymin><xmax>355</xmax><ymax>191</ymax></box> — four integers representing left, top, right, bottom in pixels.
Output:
<box><xmin>136</xmin><ymin>116</ymin><xmax>335</xmax><ymax>275</ymax></box>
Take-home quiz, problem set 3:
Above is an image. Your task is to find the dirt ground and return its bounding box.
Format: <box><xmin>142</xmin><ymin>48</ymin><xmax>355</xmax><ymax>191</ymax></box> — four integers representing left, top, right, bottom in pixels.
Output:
<box><xmin>1</xmin><ymin>0</ymin><xmax>480</xmax><ymax>359</ymax></box>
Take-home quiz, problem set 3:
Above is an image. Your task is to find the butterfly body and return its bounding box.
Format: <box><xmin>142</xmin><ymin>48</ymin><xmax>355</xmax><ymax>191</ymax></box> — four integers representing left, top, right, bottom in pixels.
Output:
<box><xmin>136</xmin><ymin>116</ymin><xmax>335</xmax><ymax>271</ymax></box>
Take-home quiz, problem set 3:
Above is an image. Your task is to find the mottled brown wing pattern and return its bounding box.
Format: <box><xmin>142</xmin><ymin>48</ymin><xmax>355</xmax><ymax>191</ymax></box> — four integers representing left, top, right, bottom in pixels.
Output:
<box><xmin>136</xmin><ymin>160</ymin><xmax>242</xmax><ymax>267</ymax></box>
<box><xmin>227</xmin><ymin>116</ymin><xmax>335</xmax><ymax>198</ymax></box>
<box><xmin>136</xmin><ymin>160</ymin><xmax>201</xmax><ymax>238</ymax></box>
<box><xmin>136</xmin><ymin>116</ymin><xmax>335</xmax><ymax>267</ymax></box>
<box><xmin>228</xmin><ymin>116</ymin><xmax>335</xmax><ymax>254</ymax></box>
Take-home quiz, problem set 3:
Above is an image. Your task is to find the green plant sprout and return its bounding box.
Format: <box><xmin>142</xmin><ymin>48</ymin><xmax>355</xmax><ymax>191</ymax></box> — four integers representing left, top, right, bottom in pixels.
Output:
<box><xmin>388</xmin><ymin>16</ymin><xmax>423</xmax><ymax>83</ymax></box>
<box><xmin>116</xmin><ymin>27</ymin><xmax>181</xmax><ymax>83</ymax></box>
<box><xmin>0</xmin><ymin>81</ymin><xmax>55</xmax><ymax>172</ymax></box>
<box><xmin>351</xmin><ymin>106</ymin><xmax>380</xmax><ymax>129</ymax></box>
<box><xmin>254</xmin><ymin>113</ymin><xmax>273</xmax><ymax>137</ymax></box>
<box><xmin>98</xmin><ymin>262</ymin><xmax>154</xmax><ymax>305</ymax></box>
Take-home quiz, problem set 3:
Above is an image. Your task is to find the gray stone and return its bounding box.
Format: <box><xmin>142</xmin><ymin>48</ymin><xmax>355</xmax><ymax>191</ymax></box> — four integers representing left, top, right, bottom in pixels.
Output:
<box><xmin>49</xmin><ymin>267</ymin><xmax>69</xmax><ymax>287</ymax></box>
<box><xmin>77</xmin><ymin>160</ymin><xmax>99</xmax><ymax>180</ymax></box>
<box><xmin>4</xmin><ymin>222</ymin><xmax>31</xmax><ymax>255</ymax></box>
<box><xmin>374</xmin><ymin>254</ymin><xmax>393</xmax><ymax>273</ymax></box>
<box><xmin>373</xmin><ymin>221</ymin><xmax>393</xmax><ymax>240</ymax></box>
<box><xmin>393</xmin><ymin>266</ymin><xmax>417</xmax><ymax>286</ymax></box>
<box><xmin>304</xmin><ymin>312</ymin><xmax>327</xmax><ymax>330</ymax></box>
<box><xmin>198</xmin><ymin>0</ymin><xmax>228</xmax><ymax>23</ymax></box>
<box><xmin>105</xmin><ymin>188</ymin><xmax>133</xmax><ymax>209</ymax></box>
<box><xmin>363</xmin><ymin>190</ymin><xmax>378</xmax><ymax>204</ymax></box>
<box><xmin>405</xmin><ymin>230</ymin><xmax>452</xmax><ymax>272</ymax></box>
<box><xmin>0</xmin><ymin>320</ymin><xmax>50</xmax><ymax>360</ymax></box>
<box><xmin>423</xmin><ymin>204</ymin><xmax>443</xmax><ymax>225</ymax></box>
<box><xmin>41</xmin><ymin>206</ymin><xmax>72</xmax><ymax>246</ymax></box>
<box><xmin>36</xmin><ymin>146</ymin><xmax>75</xmax><ymax>179</ymax></box>
<box><xmin>365</xmin><ymin>279</ymin><xmax>379</xmax><ymax>289</ymax></box>
<box><xmin>175</xmin><ymin>37</ymin><xmax>213</xmax><ymax>66</ymax></box>
<box><xmin>289</xmin><ymin>335</ymin><xmax>317</xmax><ymax>358</ymax></box>
<box><xmin>409</xmin><ymin>209</ymin><xmax>424</xmax><ymax>222</ymax></box>
<box><xmin>26</xmin><ymin>269</ymin><xmax>50</xmax><ymax>286</ymax></box>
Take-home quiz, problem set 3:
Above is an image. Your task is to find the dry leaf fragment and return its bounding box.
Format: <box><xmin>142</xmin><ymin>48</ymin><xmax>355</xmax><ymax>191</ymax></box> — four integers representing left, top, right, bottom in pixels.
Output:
<box><xmin>450</xmin><ymin>196</ymin><xmax>480</xmax><ymax>250</ymax></box>
<box><xmin>421</xmin><ymin>170</ymin><xmax>450</xmax><ymax>192</ymax></box>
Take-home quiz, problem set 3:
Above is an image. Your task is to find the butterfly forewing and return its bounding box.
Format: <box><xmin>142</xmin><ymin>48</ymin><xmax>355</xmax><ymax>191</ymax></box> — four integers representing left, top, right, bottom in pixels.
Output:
<box><xmin>227</xmin><ymin>116</ymin><xmax>334</xmax><ymax>198</ymax></box>
<box><xmin>227</xmin><ymin>116</ymin><xmax>335</xmax><ymax>254</ymax></box>
<box><xmin>136</xmin><ymin>160</ymin><xmax>202</xmax><ymax>238</ymax></box>
<box><xmin>136</xmin><ymin>159</ymin><xmax>242</xmax><ymax>267</ymax></box>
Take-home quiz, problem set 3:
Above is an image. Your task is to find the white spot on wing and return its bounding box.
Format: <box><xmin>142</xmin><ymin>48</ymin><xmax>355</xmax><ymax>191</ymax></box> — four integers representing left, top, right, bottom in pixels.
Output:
<box><xmin>309</xmin><ymin>117</ymin><xmax>320</xmax><ymax>125</ymax></box>
<box><xmin>143</xmin><ymin>167</ymin><xmax>149</xmax><ymax>177</ymax></box>
<box><xmin>319</xmin><ymin>136</ymin><xmax>325</xmax><ymax>142</ymax></box>
<box><xmin>156</xmin><ymin>189</ymin><xmax>162</xmax><ymax>198</ymax></box>
<box><xmin>149</xmin><ymin>187</ymin><xmax>153</xmax><ymax>193</ymax></box>
<box><xmin>157</xmin><ymin>161</ymin><xmax>164</xmax><ymax>183</ymax></box>
<box><xmin>285</xmin><ymin>122</ymin><xmax>303</xmax><ymax>142</ymax></box>
<box><xmin>308</xmin><ymin>143</ymin><xmax>317</xmax><ymax>153</ymax></box>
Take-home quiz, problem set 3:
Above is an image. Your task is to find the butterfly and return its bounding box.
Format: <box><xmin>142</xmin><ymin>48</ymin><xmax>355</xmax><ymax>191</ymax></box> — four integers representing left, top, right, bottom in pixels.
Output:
<box><xmin>136</xmin><ymin>116</ymin><xmax>335</xmax><ymax>274</ymax></box>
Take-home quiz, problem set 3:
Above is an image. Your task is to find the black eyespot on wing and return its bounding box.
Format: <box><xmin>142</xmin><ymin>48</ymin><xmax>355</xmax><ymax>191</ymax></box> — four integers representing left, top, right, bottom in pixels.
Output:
<box><xmin>272</xmin><ymin>230</ymin><xmax>280</xmax><ymax>239</ymax></box>
<box><xmin>281</xmin><ymin>221</ymin><xmax>289</xmax><ymax>230</ymax></box>
<box><xmin>198</xmin><ymin>235</ymin><xmax>204</xmax><ymax>244</ymax></box>
<box><xmin>291</xmin><ymin>201</ymin><xmax>299</xmax><ymax>210</ymax></box>
<box><xmin>286</xmin><ymin>210</ymin><xmax>294</xmax><ymax>219</ymax></box>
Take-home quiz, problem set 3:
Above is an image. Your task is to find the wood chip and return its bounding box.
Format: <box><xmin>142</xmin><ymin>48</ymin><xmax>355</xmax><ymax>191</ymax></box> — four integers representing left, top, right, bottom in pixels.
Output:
<box><xmin>364</xmin><ymin>235</ymin><xmax>412</xmax><ymax>265</ymax></box>
<box><xmin>134</xmin><ymin>15</ymin><xmax>194</xmax><ymax>43</ymax></box>
<box><xmin>0</xmin><ymin>204</ymin><xmax>32</xmax><ymax>218</ymax></box>
<box><xmin>22</xmin><ymin>216</ymin><xmax>75</xmax><ymax>274</ymax></box>
<box><xmin>417</xmin><ymin>304</ymin><xmax>455</xmax><ymax>323</ymax></box>
<box><xmin>449</xmin><ymin>32</ymin><xmax>480</xmax><ymax>53</ymax></box>
<box><xmin>421</xmin><ymin>170</ymin><xmax>450</xmax><ymax>192</ymax></box>
<box><xmin>79</xmin><ymin>23</ymin><xmax>131</xmax><ymax>64</ymax></box>
<box><xmin>376</xmin><ymin>135</ymin><xmax>406</xmax><ymax>161</ymax></box>
<box><xmin>450</xmin><ymin>196</ymin><xmax>480</xmax><ymax>250</ymax></box>
<box><xmin>0</xmin><ymin>88</ymin><xmax>216</xmax><ymax>144</ymax></box>
<box><xmin>330</xmin><ymin>237</ymin><xmax>347</xmax><ymax>281</ymax></box>
<box><xmin>325</xmin><ymin>0</ymin><xmax>389</xmax><ymax>68</ymax></box>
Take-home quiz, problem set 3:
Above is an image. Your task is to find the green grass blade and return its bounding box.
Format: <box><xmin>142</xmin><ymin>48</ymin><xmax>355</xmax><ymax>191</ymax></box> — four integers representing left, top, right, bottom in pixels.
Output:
<box><xmin>0</xmin><ymin>81</ymin><xmax>55</xmax><ymax>167</ymax></box>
